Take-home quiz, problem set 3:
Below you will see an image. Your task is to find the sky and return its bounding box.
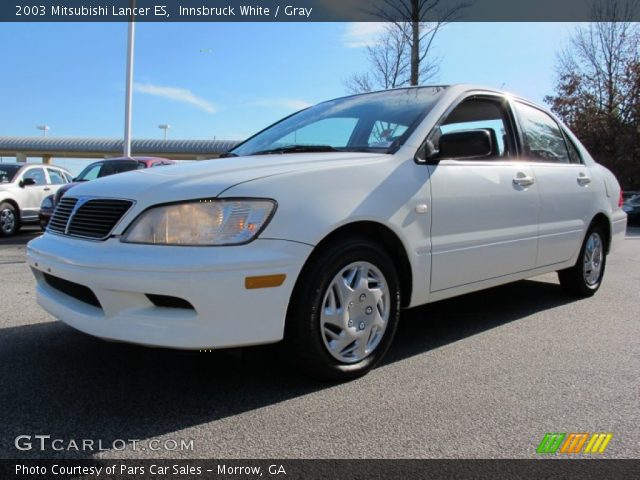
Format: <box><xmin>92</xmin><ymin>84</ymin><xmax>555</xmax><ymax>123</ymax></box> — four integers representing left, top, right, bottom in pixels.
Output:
<box><xmin>0</xmin><ymin>21</ymin><xmax>579</xmax><ymax>172</ymax></box>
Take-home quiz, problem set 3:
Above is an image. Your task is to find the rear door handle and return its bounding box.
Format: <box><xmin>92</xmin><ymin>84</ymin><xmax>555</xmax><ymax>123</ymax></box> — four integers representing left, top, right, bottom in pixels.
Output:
<box><xmin>44</xmin><ymin>187</ymin><xmax>51</xmax><ymax>191</ymax></box>
<box><xmin>577</xmin><ymin>173</ymin><xmax>591</xmax><ymax>186</ymax></box>
<box><xmin>513</xmin><ymin>173</ymin><xmax>535</xmax><ymax>187</ymax></box>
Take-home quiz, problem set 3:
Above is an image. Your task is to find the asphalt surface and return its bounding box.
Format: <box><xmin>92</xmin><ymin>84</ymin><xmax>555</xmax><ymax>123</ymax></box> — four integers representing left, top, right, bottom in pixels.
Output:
<box><xmin>1</xmin><ymin>226</ymin><xmax>638</xmax><ymax>459</ymax></box>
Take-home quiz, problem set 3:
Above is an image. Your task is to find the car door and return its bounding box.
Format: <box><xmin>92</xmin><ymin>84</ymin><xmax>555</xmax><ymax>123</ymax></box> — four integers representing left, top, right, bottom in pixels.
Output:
<box><xmin>512</xmin><ymin>101</ymin><xmax>595</xmax><ymax>267</ymax></box>
<box><xmin>19</xmin><ymin>167</ymin><xmax>50</xmax><ymax>221</ymax></box>
<box><xmin>425</xmin><ymin>94</ymin><xmax>540</xmax><ymax>292</ymax></box>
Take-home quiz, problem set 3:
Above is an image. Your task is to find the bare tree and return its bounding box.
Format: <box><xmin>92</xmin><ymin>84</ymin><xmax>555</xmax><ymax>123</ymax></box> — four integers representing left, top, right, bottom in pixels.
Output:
<box><xmin>345</xmin><ymin>23</ymin><xmax>413</xmax><ymax>94</ymax></box>
<box><xmin>379</xmin><ymin>0</ymin><xmax>470</xmax><ymax>86</ymax></box>
<box><xmin>346</xmin><ymin>1</ymin><xmax>470</xmax><ymax>94</ymax></box>
<box><xmin>344</xmin><ymin>72</ymin><xmax>375</xmax><ymax>94</ymax></box>
<box><xmin>545</xmin><ymin>0</ymin><xmax>640</xmax><ymax>188</ymax></box>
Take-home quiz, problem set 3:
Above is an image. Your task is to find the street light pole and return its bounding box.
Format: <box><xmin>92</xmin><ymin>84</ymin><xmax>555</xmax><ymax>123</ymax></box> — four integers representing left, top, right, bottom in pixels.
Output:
<box><xmin>36</xmin><ymin>125</ymin><xmax>50</xmax><ymax>137</ymax></box>
<box><xmin>123</xmin><ymin>1</ymin><xmax>136</xmax><ymax>157</ymax></box>
<box><xmin>158</xmin><ymin>124</ymin><xmax>171</xmax><ymax>140</ymax></box>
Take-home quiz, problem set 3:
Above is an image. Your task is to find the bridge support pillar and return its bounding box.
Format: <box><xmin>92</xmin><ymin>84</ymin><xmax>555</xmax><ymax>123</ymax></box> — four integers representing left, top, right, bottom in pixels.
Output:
<box><xmin>42</xmin><ymin>155</ymin><xmax>52</xmax><ymax>164</ymax></box>
<box><xmin>16</xmin><ymin>152</ymin><xmax>27</xmax><ymax>162</ymax></box>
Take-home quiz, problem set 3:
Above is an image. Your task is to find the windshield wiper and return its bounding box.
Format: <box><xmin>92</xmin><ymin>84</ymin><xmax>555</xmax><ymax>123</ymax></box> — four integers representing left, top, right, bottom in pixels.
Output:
<box><xmin>249</xmin><ymin>145</ymin><xmax>339</xmax><ymax>156</ymax></box>
<box><xmin>219</xmin><ymin>151</ymin><xmax>238</xmax><ymax>158</ymax></box>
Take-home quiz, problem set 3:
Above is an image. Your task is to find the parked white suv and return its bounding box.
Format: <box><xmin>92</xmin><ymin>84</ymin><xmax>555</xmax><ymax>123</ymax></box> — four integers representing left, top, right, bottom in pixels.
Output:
<box><xmin>0</xmin><ymin>163</ymin><xmax>71</xmax><ymax>236</ymax></box>
<box><xmin>27</xmin><ymin>85</ymin><xmax>627</xmax><ymax>379</ymax></box>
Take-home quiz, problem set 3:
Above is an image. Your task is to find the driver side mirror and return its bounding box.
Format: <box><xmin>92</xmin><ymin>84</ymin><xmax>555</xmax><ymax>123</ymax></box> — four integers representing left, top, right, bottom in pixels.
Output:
<box><xmin>426</xmin><ymin>129</ymin><xmax>495</xmax><ymax>163</ymax></box>
<box><xmin>19</xmin><ymin>178</ymin><xmax>37</xmax><ymax>188</ymax></box>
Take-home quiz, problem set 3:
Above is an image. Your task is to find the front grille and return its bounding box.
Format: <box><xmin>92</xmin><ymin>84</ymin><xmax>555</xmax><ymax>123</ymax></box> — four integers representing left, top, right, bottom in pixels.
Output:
<box><xmin>43</xmin><ymin>273</ymin><xmax>102</xmax><ymax>309</ymax></box>
<box><xmin>47</xmin><ymin>197</ymin><xmax>78</xmax><ymax>234</ymax></box>
<box><xmin>47</xmin><ymin>197</ymin><xmax>133</xmax><ymax>240</ymax></box>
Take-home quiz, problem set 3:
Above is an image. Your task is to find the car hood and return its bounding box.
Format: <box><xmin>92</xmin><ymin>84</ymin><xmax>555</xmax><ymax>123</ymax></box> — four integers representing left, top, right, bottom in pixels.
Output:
<box><xmin>66</xmin><ymin>152</ymin><xmax>384</xmax><ymax>206</ymax></box>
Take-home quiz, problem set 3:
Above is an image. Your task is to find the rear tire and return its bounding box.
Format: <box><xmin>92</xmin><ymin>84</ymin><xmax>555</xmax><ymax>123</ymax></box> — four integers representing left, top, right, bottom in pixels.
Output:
<box><xmin>285</xmin><ymin>237</ymin><xmax>401</xmax><ymax>381</ymax></box>
<box><xmin>0</xmin><ymin>202</ymin><xmax>19</xmax><ymax>237</ymax></box>
<box><xmin>558</xmin><ymin>225</ymin><xmax>607</xmax><ymax>297</ymax></box>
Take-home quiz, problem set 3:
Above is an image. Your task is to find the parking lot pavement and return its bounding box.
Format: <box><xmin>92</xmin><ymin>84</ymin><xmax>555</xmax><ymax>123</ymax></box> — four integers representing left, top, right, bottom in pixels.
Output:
<box><xmin>1</xmin><ymin>228</ymin><xmax>638</xmax><ymax>459</ymax></box>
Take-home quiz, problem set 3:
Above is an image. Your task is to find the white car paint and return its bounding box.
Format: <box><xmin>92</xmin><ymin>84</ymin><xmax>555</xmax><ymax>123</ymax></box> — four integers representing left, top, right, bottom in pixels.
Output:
<box><xmin>26</xmin><ymin>85</ymin><xmax>627</xmax><ymax>351</ymax></box>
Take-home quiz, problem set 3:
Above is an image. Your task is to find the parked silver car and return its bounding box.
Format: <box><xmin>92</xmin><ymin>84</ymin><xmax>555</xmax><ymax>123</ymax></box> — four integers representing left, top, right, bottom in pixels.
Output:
<box><xmin>0</xmin><ymin>163</ymin><xmax>72</xmax><ymax>236</ymax></box>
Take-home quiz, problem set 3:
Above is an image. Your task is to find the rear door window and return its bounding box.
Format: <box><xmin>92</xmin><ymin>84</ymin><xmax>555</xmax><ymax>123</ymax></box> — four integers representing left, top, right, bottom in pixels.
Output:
<box><xmin>47</xmin><ymin>168</ymin><xmax>66</xmax><ymax>185</ymax></box>
<box><xmin>564</xmin><ymin>134</ymin><xmax>583</xmax><ymax>165</ymax></box>
<box><xmin>515</xmin><ymin>102</ymin><xmax>571</xmax><ymax>163</ymax></box>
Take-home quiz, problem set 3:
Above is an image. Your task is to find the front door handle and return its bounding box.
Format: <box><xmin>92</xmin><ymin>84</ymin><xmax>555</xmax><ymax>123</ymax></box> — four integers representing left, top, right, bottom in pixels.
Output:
<box><xmin>577</xmin><ymin>173</ymin><xmax>591</xmax><ymax>186</ymax></box>
<box><xmin>513</xmin><ymin>173</ymin><xmax>535</xmax><ymax>187</ymax></box>
<box><xmin>44</xmin><ymin>187</ymin><xmax>51</xmax><ymax>191</ymax></box>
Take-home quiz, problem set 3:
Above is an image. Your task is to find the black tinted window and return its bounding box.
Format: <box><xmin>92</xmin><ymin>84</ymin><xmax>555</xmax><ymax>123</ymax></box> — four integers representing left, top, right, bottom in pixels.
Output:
<box><xmin>0</xmin><ymin>165</ymin><xmax>21</xmax><ymax>183</ymax></box>
<box><xmin>99</xmin><ymin>161</ymin><xmax>139</xmax><ymax>177</ymax></box>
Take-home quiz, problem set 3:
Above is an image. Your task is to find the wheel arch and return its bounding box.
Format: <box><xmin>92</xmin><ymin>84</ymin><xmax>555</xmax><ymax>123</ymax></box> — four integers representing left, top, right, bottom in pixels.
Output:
<box><xmin>589</xmin><ymin>212</ymin><xmax>612</xmax><ymax>254</ymax></box>
<box><xmin>293</xmin><ymin>221</ymin><xmax>413</xmax><ymax>308</ymax></box>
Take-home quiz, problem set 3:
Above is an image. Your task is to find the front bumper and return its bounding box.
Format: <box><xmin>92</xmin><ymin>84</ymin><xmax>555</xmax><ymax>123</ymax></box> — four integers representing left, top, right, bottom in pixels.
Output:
<box><xmin>27</xmin><ymin>233</ymin><xmax>312</xmax><ymax>349</ymax></box>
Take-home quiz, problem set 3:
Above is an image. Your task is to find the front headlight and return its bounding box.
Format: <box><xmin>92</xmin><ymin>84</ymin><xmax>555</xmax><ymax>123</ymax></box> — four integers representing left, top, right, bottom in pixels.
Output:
<box><xmin>121</xmin><ymin>199</ymin><xmax>276</xmax><ymax>246</ymax></box>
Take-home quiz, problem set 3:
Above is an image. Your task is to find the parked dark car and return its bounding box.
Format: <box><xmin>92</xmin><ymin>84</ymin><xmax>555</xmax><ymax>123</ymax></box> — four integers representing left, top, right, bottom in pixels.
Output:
<box><xmin>623</xmin><ymin>195</ymin><xmax>640</xmax><ymax>225</ymax></box>
<box><xmin>39</xmin><ymin>157</ymin><xmax>174</xmax><ymax>229</ymax></box>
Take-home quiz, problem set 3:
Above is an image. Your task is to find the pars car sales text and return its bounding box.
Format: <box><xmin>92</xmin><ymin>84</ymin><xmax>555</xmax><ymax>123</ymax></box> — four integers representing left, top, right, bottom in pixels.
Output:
<box><xmin>15</xmin><ymin>464</ymin><xmax>202</xmax><ymax>476</ymax></box>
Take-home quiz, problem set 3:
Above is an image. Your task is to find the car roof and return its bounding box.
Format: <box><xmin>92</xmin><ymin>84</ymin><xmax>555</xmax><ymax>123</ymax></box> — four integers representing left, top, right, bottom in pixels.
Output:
<box><xmin>0</xmin><ymin>162</ymin><xmax>70</xmax><ymax>173</ymax></box>
<box><xmin>100</xmin><ymin>156</ymin><xmax>171</xmax><ymax>162</ymax></box>
<box><xmin>81</xmin><ymin>156</ymin><xmax>173</xmax><ymax>169</ymax></box>
<box><xmin>315</xmin><ymin>84</ymin><xmax>554</xmax><ymax>120</ymax></box>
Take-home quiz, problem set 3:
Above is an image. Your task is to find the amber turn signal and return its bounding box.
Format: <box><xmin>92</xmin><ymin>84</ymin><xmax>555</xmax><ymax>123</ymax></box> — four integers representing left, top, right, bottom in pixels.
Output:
<box><xmin>244</xmin><ymin>274</ymin><xmax>286</xmax><ymax>289</ymax></box>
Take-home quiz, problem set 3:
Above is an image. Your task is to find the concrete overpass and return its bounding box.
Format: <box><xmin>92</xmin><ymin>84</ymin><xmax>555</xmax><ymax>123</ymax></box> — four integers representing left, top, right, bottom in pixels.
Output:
<box><xmin>0</xmin><ymin>136</ymin><xmax>241</xmax><ymax>162</ymax></box>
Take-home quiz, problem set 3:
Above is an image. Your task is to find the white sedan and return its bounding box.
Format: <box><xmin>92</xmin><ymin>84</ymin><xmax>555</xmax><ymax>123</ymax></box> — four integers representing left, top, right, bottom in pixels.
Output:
<box><xmin>27</xmin><ymin>85</ymin><xmax>627</xmax><ymax>379</ymax></box>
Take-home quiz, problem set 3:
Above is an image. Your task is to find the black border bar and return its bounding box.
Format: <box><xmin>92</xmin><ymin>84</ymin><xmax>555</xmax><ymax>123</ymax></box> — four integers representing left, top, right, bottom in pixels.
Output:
<box><xmin>3</xmin><ymin>0</ymin><xmax>640</xmax><ymax>22</ymax></box>
<box><xmin>3</xmin><ymin>459</ymin><xmax>640</xmax><ymax>480</ymax></box>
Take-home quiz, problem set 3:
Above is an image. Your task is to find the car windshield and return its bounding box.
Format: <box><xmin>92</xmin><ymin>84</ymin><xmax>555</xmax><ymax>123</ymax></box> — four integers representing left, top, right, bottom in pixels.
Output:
<box><xmin>230</xmin><ymin>87</ymin><xmax>447</xmax><ymax>157</ymax></box>
<box><xmin>0</xmin><ymin>165</ymin><xmax>22</xmax><ymax>183</ymax></box>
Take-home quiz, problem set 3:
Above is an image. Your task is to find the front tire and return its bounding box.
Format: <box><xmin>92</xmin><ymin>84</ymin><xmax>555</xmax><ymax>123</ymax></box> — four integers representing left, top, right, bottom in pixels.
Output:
<box><xmin>285</xmin><ymin>238</ymin><xmax>401</xmax><ymax>381</ymax></box>
<box><xmin>558</xmin><ymin>225</ymin><xmax>607</xmax><ymax>296</ymax></box>
<box><xmin>0</xmin><ymin>202</ymin><xmax>19</xmax><ymax>237</ymax></box>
